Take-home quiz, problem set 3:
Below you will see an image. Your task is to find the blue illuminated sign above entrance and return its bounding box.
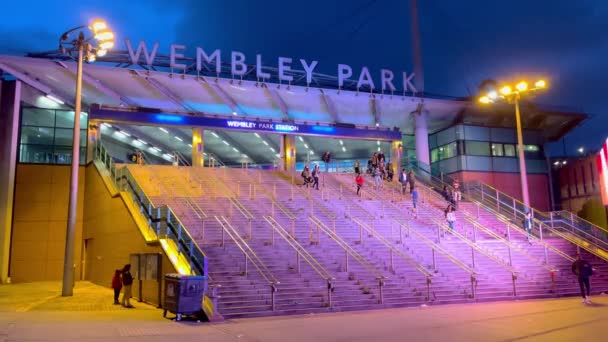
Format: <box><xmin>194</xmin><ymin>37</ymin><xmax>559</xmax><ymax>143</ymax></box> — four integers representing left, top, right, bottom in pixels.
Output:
<box><xmin>226</xmin><ymin>120</ymin><xmax>299</xmax><ymax>133</ymax></box>
<box><xmin>90</xmin><ymin>106</ymin><xmax>401</xmax><ymax>141</ymax></box>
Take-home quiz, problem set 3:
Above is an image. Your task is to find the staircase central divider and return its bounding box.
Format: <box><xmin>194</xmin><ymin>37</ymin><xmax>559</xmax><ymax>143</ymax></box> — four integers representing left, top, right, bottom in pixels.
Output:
<box><xmin>391</xmin><ymin>218</ymin><xmax>478</xmax><ymax>299</ymax></box>
<box><xmin>308</xmin><ymin>215</ymin><xmax>387</xmax><ymax>303</ymax></box>
<box><xmin>351</xmin><ymin>217</ymin><xmax>433</xmax><ymax>301</ymax></box>
<box><xmin>263</xmin><ymin>216</ymin><xmax>336</xmax><ymax>308</ymax></box>
<box><xmin>214</xmin><ymin>215</ymin><xmax>280</xmax><ymax>311</ymax></box>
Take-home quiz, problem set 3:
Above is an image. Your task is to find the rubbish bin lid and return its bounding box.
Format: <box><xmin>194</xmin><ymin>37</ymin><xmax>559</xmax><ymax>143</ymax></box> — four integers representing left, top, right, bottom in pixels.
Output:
<box><xmin>164</xmin><ymin>273</ymin><xmax>207</xmax><ymax>280</ymax></box>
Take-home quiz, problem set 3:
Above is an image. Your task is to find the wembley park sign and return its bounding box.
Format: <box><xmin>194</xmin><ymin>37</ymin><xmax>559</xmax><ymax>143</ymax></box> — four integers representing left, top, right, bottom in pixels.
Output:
<box><xmin>125</xmin><ymin>40</ymin><xmax>417</xmax><ymax>93</ymax></box>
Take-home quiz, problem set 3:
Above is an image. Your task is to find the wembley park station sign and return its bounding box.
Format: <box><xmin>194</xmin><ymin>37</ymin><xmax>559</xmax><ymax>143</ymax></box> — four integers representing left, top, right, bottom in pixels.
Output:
<box><xmin>124</xmin><ymin>40</ymin><xmax>417</xmax><ymax>93</ymax></box>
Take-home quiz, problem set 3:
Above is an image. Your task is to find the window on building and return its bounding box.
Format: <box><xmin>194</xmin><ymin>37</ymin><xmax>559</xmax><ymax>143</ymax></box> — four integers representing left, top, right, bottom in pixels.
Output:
<box><xmin>465</xmin><ymin>141</ymin><xmax>491</xmax><ymax>156</ymax></box>
<box><xmin>19</xmin><ymin>107</ymin><xmax>88</xmax><ymax>165</ymax></box>
<box><xmin>503</xmin><ymin>144</ymin><xmax>516</xmax><ymax>157</ymax></box>
<box><xmin>524</xmin><ymin>144</ymin><xmax>542</xmax><ymax>159</ymax></box>
<box><xmin>431</xmin><ymin>148</ymin><xmax>439</xmax><ymax>163</ymax></box>
<box><xmin>491</xmin><ymin>143</ymin><xmax>504</xmax><ymax>156</ymax></box>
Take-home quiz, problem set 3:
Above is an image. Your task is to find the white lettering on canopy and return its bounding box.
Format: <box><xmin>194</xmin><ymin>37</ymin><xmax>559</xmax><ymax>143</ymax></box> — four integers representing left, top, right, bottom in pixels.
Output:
<box><xmin>126</xmin><ymin>40</ymin><xmax>159</xmax><ymax>66</ymax></box>
<box><xmin>196</xmin><ymin>48</ymin><xmax>221</xmax><ymax>74</ymax></box>
<box><xmin>125</xmin><ymin>39</ymin><xmax>416</xmax><ymax>91</ymax></box>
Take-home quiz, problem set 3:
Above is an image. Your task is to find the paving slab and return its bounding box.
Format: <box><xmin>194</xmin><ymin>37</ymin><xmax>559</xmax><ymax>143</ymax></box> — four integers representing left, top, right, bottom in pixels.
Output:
<box><xmin>0</xmin><ymin>281</ymin><xmax>607</xmax><ymax>341</ymax></box>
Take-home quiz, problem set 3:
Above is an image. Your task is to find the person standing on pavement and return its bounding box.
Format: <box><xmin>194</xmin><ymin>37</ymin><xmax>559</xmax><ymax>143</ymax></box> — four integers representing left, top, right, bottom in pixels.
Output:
<box><xmin>412</xmin><ymin>188</ymin><xmax>419</xmax><ymax>213</ymax></box>
<box><xmin>572</xmin><ymin>253</ymin><xmax>594</xmax><ymax>304</ymax></box>
<box><xmin>121</xmin><ymin>264</ymin><xmax>134</xmax><ymax>308</ymax></box>
<box><xmin>354</xmin><ymin>160</ymin><xmax>360</xmax><ymax>175</ymax></box>
<box><xmin>111</xmin><ymin>269</ymin><xmax>122</xmax><ymax>305</ymax></box>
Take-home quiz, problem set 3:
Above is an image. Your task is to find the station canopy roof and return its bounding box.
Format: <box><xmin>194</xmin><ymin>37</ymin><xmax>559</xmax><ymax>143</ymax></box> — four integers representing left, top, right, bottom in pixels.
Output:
<box><xmin>0</xmin><ymin>54</ymin><xmax>586</xmax><ymax>165</ymax></box>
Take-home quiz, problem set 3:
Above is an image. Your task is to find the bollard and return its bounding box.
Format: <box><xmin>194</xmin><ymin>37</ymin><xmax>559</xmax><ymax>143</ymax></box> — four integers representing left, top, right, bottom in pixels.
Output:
<box><xmin>470</xmin><ymin>277</ymin><xmax>476</xmax><ymax>299</ymax></box>
<box><xmin>271</xmin><ymin>283</ymin><xmax>278</xmax><ymax>311</ymax></box>
<box><xmin>327</xmin><ymin>279</ymin><xmax>334</xmax><ymax>308</ymax></box>
<box><xmin>471</xmin><ymin>247</ymin><xmax>476</xmax><ymax>268</ymax></box>
<box><xmin>291</xmin><ymin>220</ymin><xmax>295</xmax><ymax>238</ymax></box>
<box><xmin>512</xmin><ymin>274</ymin><xmax>517</xmax><ymax>297</ymax></box>
<box><xmin>506</xmin><ymin>223</ymin><xmax>511</xmax><ymax>241</ymax></box>
<box><xmin>296</xmin><ymin>252</ymin><xmax>301</xmax><ymax>273</ymax></box>
<box><xmin>507</xmin><ymin>246</ymin><xmax>513</xmax><ymax>266</ymax></box>
<box><xmin>244</xmin><ymin>255</ymin><xmax>248</xmax><ymax>276</ymax></box>
<box><xmin>432</xmin><ymin>248</ymin><xmax>437</xmax><ymax>272</ymax></box>
<box><xmin>345</xmin><ymin>251</ymin><xmax>349</xmax><ymax>272</ymax></box>
<box><xmin>389</xmin><ymin>249</ymin><xmax>394</xmax><ymax>272</ymax></box>
<box><xmin>379</xmin><ymin>278</ymin><xmax>385</xmax><ymax>304</ymax></box>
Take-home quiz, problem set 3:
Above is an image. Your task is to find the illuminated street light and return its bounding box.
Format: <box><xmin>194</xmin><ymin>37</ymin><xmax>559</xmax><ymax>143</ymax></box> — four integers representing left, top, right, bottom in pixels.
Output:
<box><xmin>578</xmin><ymin>147</ymin><xmax>584</xmax><ymax>154</ymax></box>
<box><xmin>58</xmin><ymin>19</ymin><xmax>115</xmax><ymax>297</ymax></box>
<box><xmin>478</xmin><ymin>78</ymin><xmax>548</xmax><ymax>211</ymax></box>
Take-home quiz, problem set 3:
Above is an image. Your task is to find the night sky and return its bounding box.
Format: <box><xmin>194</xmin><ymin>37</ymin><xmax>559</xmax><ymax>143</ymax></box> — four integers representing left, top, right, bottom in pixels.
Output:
<box><xmin>1</xmin><ymin>0</ymin><xmax>606</xmax><ymax>155</ymax></box>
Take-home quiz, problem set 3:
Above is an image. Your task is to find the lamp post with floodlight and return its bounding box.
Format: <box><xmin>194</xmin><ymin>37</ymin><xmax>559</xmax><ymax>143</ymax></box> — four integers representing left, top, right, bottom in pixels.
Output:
<box><xmin>58</xmin><ymin>20</ymin><xmax>115</xmax><ymax>296</ymax></box>
<box><xmin>479</xmin><ymin>80</ymin><xmax>547</xmax><ymax>212</ymax></box>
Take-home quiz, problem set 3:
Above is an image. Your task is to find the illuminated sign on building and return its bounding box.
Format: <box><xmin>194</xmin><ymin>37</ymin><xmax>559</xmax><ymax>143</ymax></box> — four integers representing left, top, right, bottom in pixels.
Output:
<box><xmin>226</xmin><ymin>120</ymin><xmax>299</xmax><ymax>132</ymax></box>
<box><xmin>90</xmin><ymin>106</ymin><xmax>402</xmax><ymax>141</ymax></box>
<box><xmin>123</xmin><ymin>40</ymin><xmax>417</xmax><ymax>92</ymax></box>
<box><xmin>598</xmin><ymin>137</ymin><xmax>608</xmax><ymax>206</ymax></box>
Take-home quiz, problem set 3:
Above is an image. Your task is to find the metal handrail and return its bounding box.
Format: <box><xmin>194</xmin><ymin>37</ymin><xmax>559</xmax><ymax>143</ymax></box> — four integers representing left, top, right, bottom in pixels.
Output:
<box><xmin>173</xmin><ymin>151</ymin><xmax>191</xmax><ymax>166</ymax></box>
<box><xmin>264</xmin><ymin>216</ymin><xmax>333</xmax><ymax>280</ymax></box>
<box><xmin>214</xmin><ymin>215</ymin><xmax>279</xmax><ymax>284</ymax></box>
<box><xmin>463</xmin><ymin>216</ymin><xmax>557</xmax><ymax>272</ymax></box>
<box><xmin>351</xmin><ymin>217</ymin><xmax>433</xmax><ymax>279</ymax></box>
<box><xmin>308</xmin><ymin>215</ymin><xmax>384</xmax><ymax>279</ymax></box>
<box><xmin>430</xmin><ymin>217</ymin><xmax>519</xmax><ymax>275</ymax></box>
<box><xmin>391</xmin><ymin>218</ymin><xmax>477</xmax><ymax>276</ymax></box>
<box><xmin>466</xmin><ymin>181</ymin><xmax>608</xmax><ymax>246</ymax></box>
<box><xmin>465</xmin><ymin>185</ymin><xmax>608</xmax><ymax>253</ymax></box>
<box><xmin>469</xmin><ymin>200</ymin><xmax>575</xmax><ymax>264</ymax></box>
<box><xmin>537</xmin><ymin>220</ymin><xmax>608</xmax><ymax>262</ymax></box>
<box><xmin>551</xmin><ymin>211</ymin><xmax>608</xmax><ymax>235</ymax></box>
<box><xmin>228</xmin><ymin>197</ymin><xmax>254</xmax><ymax>220</ymax></box>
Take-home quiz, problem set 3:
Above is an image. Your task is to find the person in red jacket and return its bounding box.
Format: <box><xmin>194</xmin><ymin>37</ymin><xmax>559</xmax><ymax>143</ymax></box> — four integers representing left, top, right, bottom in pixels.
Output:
<box><xmin>111</xmin><ymin>269</ymin><xmax>122</xmax><ymax>305</ymax></box>
<box><xmin>355</xmin><ymin>173</ymin><xmax>364</xmax><ymax>196</ymax></box>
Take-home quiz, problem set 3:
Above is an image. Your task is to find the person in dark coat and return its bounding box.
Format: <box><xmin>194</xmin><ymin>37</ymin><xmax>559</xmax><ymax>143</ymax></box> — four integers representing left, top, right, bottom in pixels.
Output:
<box><xmin>572</xmin><ymin>254</ymin><xmax>593</xmax><ymax>304</ymax></box>
<box><xmin>121</xmin><ymin>264</ymin><xmax>134</xmax><ymax>308</ymax></box>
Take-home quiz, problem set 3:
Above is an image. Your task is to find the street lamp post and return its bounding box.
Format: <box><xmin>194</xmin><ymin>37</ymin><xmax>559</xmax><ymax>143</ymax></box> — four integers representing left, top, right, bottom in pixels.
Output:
<box><xmin>59</xmin><ymin>20</ymin><xmax>114</xmax><ymax>296</ymax></box>
<box><xmin>479</xmin><ymin>80</ymin><xmax>547</xmax><ymax>212</ymax></box>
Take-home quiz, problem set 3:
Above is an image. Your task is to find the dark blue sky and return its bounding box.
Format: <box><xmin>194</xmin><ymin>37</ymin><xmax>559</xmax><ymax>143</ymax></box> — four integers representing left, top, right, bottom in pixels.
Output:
<box><xmin>1</xmin><ymin>0</ymin><xmax>606</xmax><ymax>155</ymax></box>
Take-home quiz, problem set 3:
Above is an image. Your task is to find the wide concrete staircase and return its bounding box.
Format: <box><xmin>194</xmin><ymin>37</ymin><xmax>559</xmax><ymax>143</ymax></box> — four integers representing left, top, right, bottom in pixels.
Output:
<box><xmin>125</xmin><ymin>165</ymin><xmax>608</xmax><ymax>318</ymax></box>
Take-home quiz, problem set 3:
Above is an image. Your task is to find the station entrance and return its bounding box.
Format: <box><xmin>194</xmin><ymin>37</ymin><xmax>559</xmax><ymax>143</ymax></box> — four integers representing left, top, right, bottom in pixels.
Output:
<box><xmin>90</xmin><ymin>105</ymin><xmax>405</xmax><ymax>173</ymax></box>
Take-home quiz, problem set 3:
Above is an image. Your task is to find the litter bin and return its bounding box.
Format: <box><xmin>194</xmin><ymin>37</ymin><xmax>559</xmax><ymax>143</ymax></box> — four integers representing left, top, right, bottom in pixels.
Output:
<box><xmin>163</xmin><ymin>273</ymin><xmax>207</xmax><ymax>321</ymax></box>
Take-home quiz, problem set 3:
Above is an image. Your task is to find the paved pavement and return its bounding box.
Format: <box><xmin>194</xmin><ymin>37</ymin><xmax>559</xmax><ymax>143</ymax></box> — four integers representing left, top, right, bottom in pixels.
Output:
<box><xmin>0</xmin><ymin>281</ymin><xmax>607</xmax><ymax>341</ymax></box>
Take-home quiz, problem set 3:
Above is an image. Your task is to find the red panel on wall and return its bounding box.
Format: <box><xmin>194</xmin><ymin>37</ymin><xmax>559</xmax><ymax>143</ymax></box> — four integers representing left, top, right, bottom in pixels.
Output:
<box><xmin>599</xmin><ymin>138</ymin><xmax>608</xmax><ymax>206</ymax></box>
